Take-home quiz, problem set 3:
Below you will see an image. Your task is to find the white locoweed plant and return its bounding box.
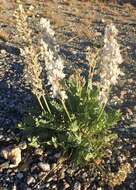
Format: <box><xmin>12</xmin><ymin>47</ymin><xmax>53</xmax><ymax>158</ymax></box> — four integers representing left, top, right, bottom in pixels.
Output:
<box><xmin>16</xmin><ymin>4</ymin><xmax>123</xmax><ymax>165</ymax></box>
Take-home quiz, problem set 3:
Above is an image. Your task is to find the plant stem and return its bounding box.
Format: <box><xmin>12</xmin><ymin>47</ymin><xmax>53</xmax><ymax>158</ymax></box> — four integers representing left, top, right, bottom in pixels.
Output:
<box><xmin>97</xmin><ymin>102</ymin><xmax>107</xmax><ymax>123</ymax></box>
<box><xmin>97</xmin><ymin>87</ymin><xmax>111</xmax><ymax>122</ymax></box>
<box><xmin>42</xmin><ymin>95</ymin><xmax>51</xmax><ymax>114</ymax></box>
<box><xmin>37</xmin><ymin>97</ymin><xmax>46</xmax><ymax>112</ymax></box>
<box><xmin>61</xmin><ymin>99</ymin><xmax>71</xmax><ymax>121</ymax></box>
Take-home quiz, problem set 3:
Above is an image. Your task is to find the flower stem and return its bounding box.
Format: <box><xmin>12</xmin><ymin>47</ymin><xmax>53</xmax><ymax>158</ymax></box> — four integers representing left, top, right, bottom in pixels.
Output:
<box><xmin>42</xmin><ymin>95</ymin><xmax>51</xmax><ymax>114</ymax></box>
<box><xmin>37</xmin><ymin>97</ymin><xmax>46</xmax><ymax>112</ymax></box>
<box><xmin>61</xmin><ymin>99</ymin><xmax>71</xmax><ymax>121</ymax></box>
<box><xmin>97</xmin><ymin>87</ymin><xmax>111</xmax><ymax>122</ymax></box>
<box><xmin>97</xmin><ymin>102</ymin><xmax>107</xmax><ymax>123</ymax></box>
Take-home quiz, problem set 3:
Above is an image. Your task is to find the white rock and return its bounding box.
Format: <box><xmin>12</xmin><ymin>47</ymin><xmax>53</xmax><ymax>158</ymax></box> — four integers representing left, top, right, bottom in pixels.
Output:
<box><xmin>97</xmin><ymin>188</ymin><xmax>102</xmax><ymax>190</ymax></box>
<box><xmin>27</xmin><ymin>176</ymin><xmax>35</xmax><ymax>185</ymax></box>
<box><xmin>64</xmin><ymin>181</ymin><xmax>70</xmax><ymax>189</ymax></box>
<box><xmin>74</xmin><ymin>181</ymin><xmax>81</xmax><ymax>190</ymax></box>
<box><xmin>12</xmin><ymin>184</ymin><xmax>17</xmax><ymax>190</ymax></box>
<box><xmin>0</xmin><ymin>49</ymin><xmax>6</xmax><ymax>54</ymax></box>
<box><xmin>45</xmin><ymin>183</ymin><xmax>50</xmax><ymax>188</ymax></box>
<box><xmin>52</xmin><ymin>184</ymin><xmax>57</xmax><ymax>189</ymax></box>
<box><xmin>1</xmin><ymin>146</ymin><xmax>22</xmax><ymax>168</ymax></box>
<box><xmin>0</xmin><ymin>135</ymin><xmax>3</xmax><ymax>140</ymax></box>
<box><xmin>47</xmin><ymin>177</ymin><xmax>53</xmax><ymax>182</ymax></box>
<box><xmin>38</xmin><ymin>162</ymin><xmax>50</xmax><ymax>172</ymax></box>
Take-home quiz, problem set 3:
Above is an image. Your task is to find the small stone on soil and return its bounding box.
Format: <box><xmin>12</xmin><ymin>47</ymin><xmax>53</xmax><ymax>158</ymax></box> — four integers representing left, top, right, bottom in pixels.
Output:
<box><xmin>27</xmin><ymin>176</ymin><xmax>35</xmax><ymax>185</ymax></box>
<box><xmin>74</xmin><ymin>181</ymin><xmax>81</xmax><ymax>190</ymax></box>
<box><xmin>34</xmin><ymin>148</ymin><xmax>43</xmax><ymax>156</ymax></box>
<box><xmin>17</xmin><ymin>172</ymin><xmax>24</xmax><ymax>179</ymax></box>
<box><xmin>38</xmin><ymin>162</ymin><xmax>50</xmax><ymax>172</ymax></box>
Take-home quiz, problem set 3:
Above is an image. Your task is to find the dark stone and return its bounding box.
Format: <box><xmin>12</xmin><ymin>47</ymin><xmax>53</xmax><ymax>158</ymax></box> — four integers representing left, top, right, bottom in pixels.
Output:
<box><xmin>0</xmin><ymin>42</ymin><xmax>20</xmax><ymax>55</ymax></box>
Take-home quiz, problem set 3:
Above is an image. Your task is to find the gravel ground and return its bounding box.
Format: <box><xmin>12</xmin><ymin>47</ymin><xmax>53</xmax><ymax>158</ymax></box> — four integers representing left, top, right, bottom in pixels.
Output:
<box><xmin>0</xmin><ymin>1</ymin><xmax>136</xmax><ymax>190</ymax></box>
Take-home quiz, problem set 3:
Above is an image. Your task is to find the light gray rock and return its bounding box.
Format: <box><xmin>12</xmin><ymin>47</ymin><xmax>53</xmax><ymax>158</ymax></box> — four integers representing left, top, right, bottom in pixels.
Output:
<box><xmin>64</xmin><ymin>180</ymin><xmax>70</xmax><ymax>189</ymax></box>
<box><xmin>54</xmin><ymin>152</ymin><xmax>61</xmax><ymax>159</ymax></box>
<box><xmin>17</xmin><ymin>172</ymin><xmax>23</xmax><ymax>179</ymax></box>
<box><xmin>47</xmin><ymin>177</ymin><xmax>53</xmax><ymax>182</ymax></box>
<box><xmin>12</xmin><ymin>184</ymin><xmax>17</xmax><ymax>190</ymax></box>
<box><xmin>45</xmin><ymin>183</ymin><xmax>50</xmax><ymax>188</ymax></box>
<box><xmin>27</xmin><ymin>176</ymin><xmax>35</xmax><ymax>185</ymax></box>
<box><xmin>38</xmin><ymin>162</ymin><xmax>50</xmax><ymax>172</ymax></box>
<box><xmin>52</xmin><ymin>184</ymin><xmax>57</xmax><ymax>189</ymax></box>
<box><xmin>0</xmin><ymin>134</ymin><xmax>4</xmax><ymax>140</ymax></box>
<box><xmin>74</xmin><ymin>181</ymin><xmax>81</xmax><ymax>190</ymax></box>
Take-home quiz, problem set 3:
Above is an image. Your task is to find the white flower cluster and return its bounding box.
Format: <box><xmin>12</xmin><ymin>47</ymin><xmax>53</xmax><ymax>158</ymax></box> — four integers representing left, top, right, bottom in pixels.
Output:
<box><xmin>40</xmin><ymin>18</ymin><xmax>67</xmax><ymax>100</ymax></box>
<box><xmin>40</xmin><ymin>18</ymin><xmax>55</xmax><ymax>37</ymax></box>
<box><xmin>99</xmin><ymin>23</ymin><xmax>123</xmax><ymax>104</ymax></box>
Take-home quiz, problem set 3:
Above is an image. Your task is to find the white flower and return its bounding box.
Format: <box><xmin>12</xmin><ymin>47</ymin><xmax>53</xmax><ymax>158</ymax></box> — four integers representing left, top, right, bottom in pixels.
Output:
<box><xmin>60</xmin><ymin>90</ymin><xmax>68</xmax><ymax>100</ymax></box>
<box><xmin>99</xmin><ymin>23</ymin><xmax>123</xmax><ymax>104</ymax></box>
<box><xmin>40</xmin><ymin>38</ymin><xmax>67</xmax><ymax>99</ymax></box>
<box><xmin>40</xmin><ymin>18</ymin><xmax>55</xmax><ymax>37</ymax></box>
<box><xmin>40</xmin><ymin>18</ymin><xmax>67</xmax><ymax>99</ymax></box>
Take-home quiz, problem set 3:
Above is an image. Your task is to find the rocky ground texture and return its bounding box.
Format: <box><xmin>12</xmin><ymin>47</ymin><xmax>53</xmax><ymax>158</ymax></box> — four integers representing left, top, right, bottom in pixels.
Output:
<box><xmin>0</xmin><ymin>0</ymin><xmax>136</xmax><ymax>190</ymax></box>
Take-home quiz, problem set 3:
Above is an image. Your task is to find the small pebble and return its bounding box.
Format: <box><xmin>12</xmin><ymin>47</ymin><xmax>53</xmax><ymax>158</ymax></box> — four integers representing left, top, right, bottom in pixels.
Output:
<box><xmin>12</xmin><ymin>184</ymin><xmax>17</xmax><ymax>190</ymax></box>
<box><xmin>17</xmin><ymin>172</ymin><xmax>23</xmax><ymax>179</ymax></box>
<box><xmin>97</xmin><ymin>188</ymin><xmax>102</xmax><ymax>190</ymax></box>
<box><xmin>47</xmin><ymin>177</ymin><xmax>53</xmax><ymax>182</ymax></box>
<box><xmin>45</xmin><ymin>183</ymin><xmax>50</xmax><ymax>188</ymax></box>
<box><xmin>74</xmin><ymin>181</ymin><xmax>81</xmax><ymax>190</ymax></box>
<box><xmin>82</xmin><ymin>172</ymin><xmax>88</xmax><ymax>179</ymax></box>
<box><xmin>19</xmin><ymin>142</ymin><xmax>27</xmax><ymax>150</ymax></box>
<box><xmin>133</xmin><ymin>106</ymin><xmax>136</xmax><ymax>111</ymax></box>
<box><xmin>52</xmin><ymin>184</ymin><xmax>57</xmax><ymax>189</ymax></box>
<box><xmin>27</xmin><ymin>176</ymin><xmax>35</xmax><ymax>185</ymax></box>
<box><xmin>0</xmin><ymin>49</ymin><xmax>6</xmax><ymax>54</ymax></box>
<box><xmin>66</xmin><ymin>168</ymin><xmax>74</xmax><ymax>175</ymax></box>
<box><xmin>0</xmin><ymin>135</ymin><xmax>4</xmax><ymax>140</ymax></box>
<box><xmin>38</xmin><ymin>162</ymin><xmax>50</xmax><ymax>172</ymax></box>
<box><xmin>64</xmin><ymin>180</ymin><xmax>70</xmax><ymax>189</ymax></box>
<box><xmin>34</xmin><ymin>148</ymin><xmax>43</xmax><ymax>156</ymax></box>
<box><xmin>38</xmin><ymin>171</ymin><xmax>45</xmax><ymax>178</ymax></box>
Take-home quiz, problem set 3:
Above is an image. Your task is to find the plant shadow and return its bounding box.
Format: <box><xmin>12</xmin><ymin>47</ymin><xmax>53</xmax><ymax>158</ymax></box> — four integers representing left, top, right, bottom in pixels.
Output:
<box><xmin>0</xmin><ymin>43</ymin><xmax>40</xmax><ymax>132</ymax></box>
